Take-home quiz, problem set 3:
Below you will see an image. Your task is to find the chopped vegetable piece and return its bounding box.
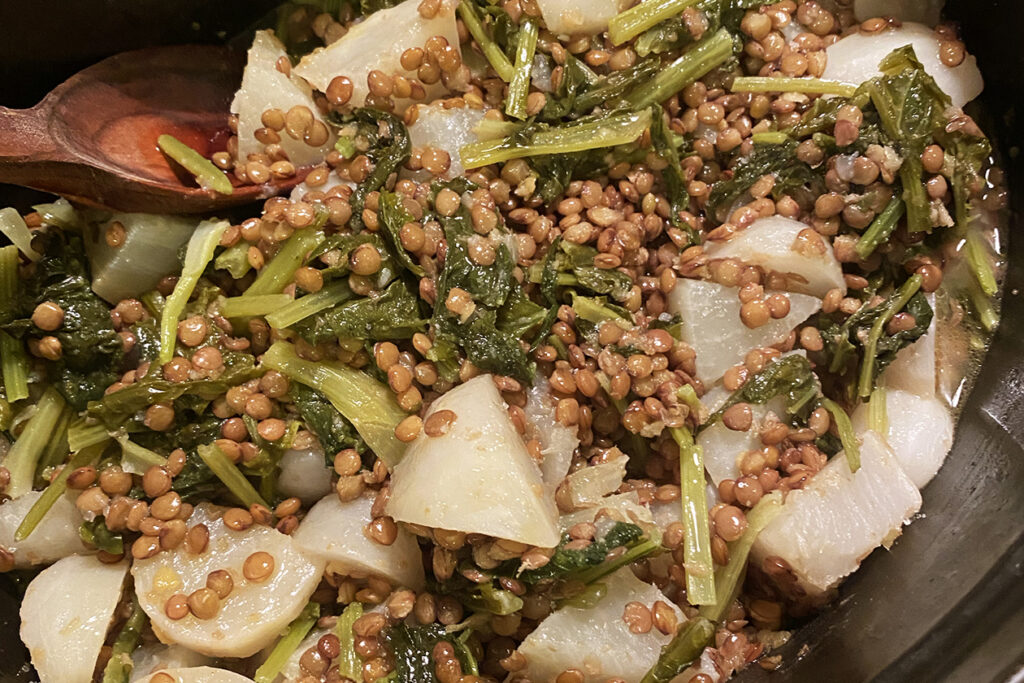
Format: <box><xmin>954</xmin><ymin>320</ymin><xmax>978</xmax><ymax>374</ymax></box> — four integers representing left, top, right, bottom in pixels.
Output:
<box><xmin>100</xmin><ymin>595</ymin><xmax>147</xmax><ymax>683</ymax></box>
<box><xmin>220</xmin><ymin>293</ymin><xmax>293</xmax><ymax>319</ymax></box>
<box><xmin>334</xmin><ymin>602</ymin><xmax>365</xmax><ymax>680</ymax></box>
<box><xmin>730</xmin><ymin>76</ymin><xmax>859</xmax><ymax>97</ymax></box>
<box><xmin>457</xmin><ymin>1</ymin><xmax>514</xmax><ymax>81</ymax></box>
<box><xmin>821</xmin><ymin>398</ymin><xmax>860</xmax><ymax>472</ymax></box>
<box><xmin>157</xmin><ymin>134</ymin><xmax>233</xmax><ymax>195</ymax></box>
<box><xmin>0</xmin><ymin>329</ymin><xmax>29</xmax><ymax>402</ymax></box>
<box><xmin>855</xmin><ymin>196</ymin><xmax>906</xmax><ymax>259</ymax></box>
<box><xmin>261</xmin><ymin>341</ymin><xmax>407</xmax><ymax>467</ymax></box>
<box><xmin>158</xmin><ymin>220</ymin><xmax>229</xmax><ymax>364</ymax></box>
<box><xmin>461</xmin><ymin>109</ymin><xmax>652</xmax><ymax>168</ymax></box>
<box><xmin>0</xmin><ymin>207</ymin><xmax>41</xmax><ymax>261</ymax></box>
<box><xmin>608</xmin><ymin>0</ymin><xmax>700</xmax><ymax>46</ymax></box>
<box><xmin>857</xmin><ymin>274</ymin><xmax>924</xmax><ymax>398</ymax></box>
<box><xmin>196</xmin><ymin>443</ymin><xmax>269</xmax><ymax>509</ymax></box>
<box><xmin>243</xmin><ymin>227</ymin><xmax>325</xmax><ymax>298</ymax></box>
<box><xmin>14</xmin><ymin>442</ymin><xmax>104</xmax><ymax>541</ymax></box>
<box><xmin>506</xmin><ymin>20</ymin><xmax>538</xmax><ymax>120</ymax></box>
<box><xmin>265</xmin><ymin>280</ymin><xmax>354</xmax><ymax>330</ymax></box>
<box><xmin>669</xmin><ymin>423</ymin><xmax>715</xmax><ymax>605</ymax></box>
<box><xmin>626</xmin><ymin>28</ymin><xmax>734</xmax><ymax>108</ymax></box>
<box><xmin>5</xmin><ymin>386</ymin><xmax>66</xmax><ymax>498</ymax></box>
<box><xmin>253</xmin><ymin>602</ymin><xmax>320</xmax><ymax>683</ymax></box>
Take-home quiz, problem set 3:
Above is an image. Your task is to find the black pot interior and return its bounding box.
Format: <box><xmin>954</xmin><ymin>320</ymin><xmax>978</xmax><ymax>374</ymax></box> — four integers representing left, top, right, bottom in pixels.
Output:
<box><xmin>1</xmin><ymin>2</ymin><xmax>1021</xmax><ymax>681</ymax></box>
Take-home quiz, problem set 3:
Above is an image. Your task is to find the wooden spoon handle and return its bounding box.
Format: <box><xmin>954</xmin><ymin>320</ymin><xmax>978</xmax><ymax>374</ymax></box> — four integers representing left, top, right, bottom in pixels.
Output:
<box><xmin>0</xmin><ymin>107</ymin><xmax>50</xmax><ymax>161</ymax></box>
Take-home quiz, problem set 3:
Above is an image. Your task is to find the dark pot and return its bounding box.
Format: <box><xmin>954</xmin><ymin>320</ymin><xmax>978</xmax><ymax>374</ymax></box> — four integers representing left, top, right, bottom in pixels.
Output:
<box><xmin>0</xmin><ymin>2</ymin><xmax>1021</xmax><ymax>681</ymax></box>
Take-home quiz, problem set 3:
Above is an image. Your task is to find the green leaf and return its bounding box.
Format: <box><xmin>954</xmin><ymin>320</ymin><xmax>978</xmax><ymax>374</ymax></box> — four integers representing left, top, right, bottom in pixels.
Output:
<box><xmin>79</xmin><ymin>517</ymin><xmax>124</xmax><ymax>554</ymax></box>
<box><xmin>377</xmin><ymin>192</ymin><xmax>426</xmax><ymax>277</ymax></box>
<box><xmin>294</xmin><ymin>279</ymin><xmax>425</xmax><ymax>344</ymax></box>
<box><xmin>380</xmin><ymin>623</ymin><xmax>477</xmax><ymax>683</ymax></box>
<box><xmin>706</xmin><ymin>139</ymin><xmax>821</xmax><ymax>224</ymax></box>
<box><xmin>290</xmin><ymin>383</ymin><xmax>367</xmax><ymax>460</ymax></box>
<box><xmin>706</xmin><ymin>353</ymin><xmax>820</xmax><ymax>428</ymax></box>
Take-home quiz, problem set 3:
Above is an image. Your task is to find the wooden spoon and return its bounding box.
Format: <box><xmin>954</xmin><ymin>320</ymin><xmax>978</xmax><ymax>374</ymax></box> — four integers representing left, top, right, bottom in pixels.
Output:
<box><xmin>0</xmin><ymin>44</ymin><xmax>302</xmax><ymax>214</ymax></box>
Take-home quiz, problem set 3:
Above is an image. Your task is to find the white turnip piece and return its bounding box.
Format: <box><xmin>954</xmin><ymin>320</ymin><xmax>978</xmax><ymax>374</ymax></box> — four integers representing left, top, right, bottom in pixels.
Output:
<box><xmin>535</xmin><ymin>0</ymin><xmax>628</xmax><ymax>36</ymax></box>
<box><xmin>701</xmin><ymin>216</ymin><xmax>846</xmax><ymax>298</ymax></box>
<box><xmin>129</xmin><ymin>644</ymin><xmax>209</xmax><ymax>682</ymax></box>
<box><xmin>851</xmin><ymin>388</ymin><xmax>953</xmax><ymax>488</ymax></box>
<box><xmin>752</xmin><ymin>431</ymin><xmax>921</xmax><ymax>594</ymax></box>
<box><xmin>232</xmin><ymin>31</ymin><xmax>336</xmax><ymax>168</ymax></box>
<box><xmin>0</xmin><ymin>491</ymin><xmax>87</xmax><ymax>567</ymax></box>
<box><xmin>292</xmin><ymin>493</ymin><xmax>425</xmax><ymax>589</ymax></box>
<box><xmin>132</xmin><ymin>504</ymin><xmax>324</xmax><ymax>658</ymax></box>
<box><xmin>86</xmin><ymin>214</ymin><xmax>199</xmax><ymax>304</ymax></box>
<box><xmin>516</xmin><ymin>568</ymin><xmax>683</xmax><ymax>682</ymax></box>
<box><xmin>294</xmin><ymin>0</ymin><xmax>460</xmax><ymax>108</ymax></box>
<box><xmin>561</xmin><ymin>452</ymin><xmax>629</xmax><ymax>510</ymax></box>
<box><xmin>525</xmin><ymin>376</ymin><xmax>579</xmax><ymax>491</ymax></box>
<box><xmin>387</xmin><ymin>374</ymin><xmax>560</xmax><ymax>548</ymax></box>
<box><xmin>20</xmin><ymin>555</ymin><xmax>128</xmax><ymax>683</ymax></box>
<box><xmin>276</xmin><ymin>446</ymin><xmax>334</xmax><ymax>505</ymax></box>
<box><xmin>134</xmin><ymin>667</ymin><xmax>254</xmax><ymax>683</ymax></box>
<box><xmin>822</xmin><ymin>22</ymin><xmax>983</xmax><ymax>109</ymax></box>
<box><xmin>405</xmin><ymin>103</ymin><xmax>486</xmax><ymax>180</ymax></box>
<box><xmin>667</xmin><ymin>279</ymin><xmax>821</xmax><ymax>384</ymax></box>
<box><xmin>699</xmin><ymin>397</ymin><xmax>786</xmax><ymax>485</ymax></box>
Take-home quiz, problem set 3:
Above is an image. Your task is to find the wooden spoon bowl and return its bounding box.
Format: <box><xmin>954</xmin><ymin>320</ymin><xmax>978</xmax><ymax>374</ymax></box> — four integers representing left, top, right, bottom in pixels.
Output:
<box><xmin>0</xmin><ymin>45</ymin><xmax>301</xmax><ymax>214</ymax></box>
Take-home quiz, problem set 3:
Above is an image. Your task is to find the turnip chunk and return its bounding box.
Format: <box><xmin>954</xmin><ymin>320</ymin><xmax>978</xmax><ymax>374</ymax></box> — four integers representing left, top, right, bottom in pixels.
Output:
<box><xmin>854</xmin><ymin>0</ymin><xmax>945</xmax><ymax>26</ymax></box>
<box><xmin>294</xmin><ymin>0</ymin><xmax>460</xmax><ymax>108</ymax></box>
<box><xmin>130</xmin><ymin>644</ymin><xmax>209</xmax><ymax>682</ymax></box>
<box><xmin>277</xmin><ymin>446</ymin><xmax>334</xmax><ymax>505</ymax></box>
<box><xmin>558</xmin><ymin>492</ymin><xmax>657</xmax><ymax>536</ymax></box>
<box><xmin>406</xmin><ymin>103</ymin><xmax>486</xmax><ymax>180</ymax></box>
<box><xmin>0</xmin><ymin>491</ymin><xmax>87</xmax><ymax>567</ymax></box>
<box><xmin>135</xmin><ymin>667</ymin><xmax>254</xmax><ymax>683</ymax></box>
<box><xmin>516</xmin><ymin>568</ymin><xmax>683</xmax><ymax>682</ymax></box>
<box><xmin>851</xmin><ymin>389</ymin><xmax>953</xmax><ymax>488</ymax></box>
<box><xmin>752</xmin><ymin>431</ymin><xmax>921</xmax><ymax>594</ymax></box>
<box><xmin>20</xmin><ymin>555</ymin><xmax>128</xmax><ymax>683</ymax></box>
<box><xmin>666</xmin><ymin>279</ymin><xmax>821</xmax><ymax>385</ymax></box>
<box><xmin>535</xmin><ymin>0</ymin><xmax>628</xmax><ymax>36</ymax></box>
<box><xmin>133</xmin><ymin>504</ymin><xmax>324</xmax><ymax>658</ymax></box>
<box><xmin>525</xmin><ymin>376</ymin><xmax>579</xmax><ymax>491</ymax></box>
<box><xmin>292</xmin><ymin>493</ymin><xmax>425</xmax><ymax>589</ymax></box>
<box><xmin>561</xmin><ymin>452</ymin><xmax>629</xmax><ymax>510</ymax></box>
<box><xmin>386</xmin><ymin>374</ymin><xmax>560</xmax><ymax>548</ymax></box>
<box><xmin>699</xmin><ymin>397</ymin><xmax>786</xmax><ymax>486</ymax></box>
<box><xmin>701</xmin><ymin>216</ymin><xmax>846</xmax><ymax>298</ymax></box>
<box><xmin>231</xmin><ymin>31</ymin><xmax>336</xmax><ymax>169</ymax></box>
<box><xmin>821</xmin><ymin>23</ymin><xmax>983</xmax><ymax>109</ymax></box>
<box><xmin>86</xmin><ymin>214</ymin><xmax>198</xmax><ymax>304</ymax></box>
<box><xmin>882</xmin><ymin>295</ymin><xmax>936</xmax><ymax>397</ymax></box>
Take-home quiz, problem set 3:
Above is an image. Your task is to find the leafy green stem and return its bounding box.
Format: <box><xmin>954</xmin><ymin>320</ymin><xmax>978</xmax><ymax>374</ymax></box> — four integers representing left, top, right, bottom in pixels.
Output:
<box><xmin>855</xmin><ymin>196</ymin><xmax>905</xmax><ymax>260</ymax></box>
<box><xmin>100</xmin><ymin>594</ymin><xmax>148</xmax><ymax>683</ymax></box>
<box><xmin>253</xmin><ymin>602</ymin><xmax>321</xmax><ymax>683</ymax></box>
<box><xmin>669</xmin><ymin>422</ymin><xmax>715</xmax><ymax>606</ymax></box>
<box><xmin>197</xmin><ymin>443</ymin><xmax>270</xmax><ymax>509</ymax></box>
<box><xmin>626</xmin><ymin>28</ymin><xmax>734</xmax><ymax>109</ymax></box>
<box><xmin>821</xmin><ymin>398</ymin><xmax>860</xmax><ymax>472</ymax></box>
<box><xmin>857</xmin><ymin>274</ymin><xmax>923</xmax><ymax>398</ymax></box>
<box><xmin>15</xmin><ymin>441</ymin><xmax>105</xmax><ymax>541</ymax></box>
<box><xmin>608</xmin><ymin>0</ymin><xmax>700</xmax><ymax>46</ymax></box>
<box><xmin>457</xmin><ymin>1</ymin><xmax>514</xmax><ymax>81</ymax></box>
<box><xmin>5</xmin><ymin>386</ymin><xmax>66</xmax><ymax>498</ymax></box>
<box><xmin>506</xmin><ymin>20</ymin><xmax>538</xmax><ymax>120</ymax></box>
<box><xmin>730</xmin><ymin>76</ymin><xmax>858</xmax><ymax>97</ymax></box>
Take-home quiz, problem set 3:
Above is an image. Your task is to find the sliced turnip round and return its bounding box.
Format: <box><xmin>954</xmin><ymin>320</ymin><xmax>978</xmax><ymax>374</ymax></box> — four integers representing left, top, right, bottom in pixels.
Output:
<box><xmin>20</xmin><ymin>555</ymin><xmax>128</xmax><ymax>683</ymax></box>
<box><xmin>0</xmin><ymin>490</ymin><xmax>87</xmax><ymax>567</ymax></box>
<box><xmin>516</xmin><ymin>567</ymin><xmax>683</xmax><ymax>682</ymax></box>
<box><xmin>132</xmin><ymin>504</ymin><xmax>324</xmax><ymax>658</ymax></box>
<box><xmin>752</xmin><ymin>431</ymin><xmax>921</xmax><ymax>594</ymax></box>
<box><xmin>822</xmin><ymin>23</ymin><xmax>983</xmax><ymax>109</ymax></box>
<box><xmin>134</xmin><ymin>667</ymin><xmax>254</xmax><ymax>683</ymax></box>
<box><xmin>667</xmin><ymin>279</ymin><xmax>821</xmax><ymax>385</ymax></box>
<box><xmin>294</xmin><ymin>0</ymin><xmax>460</xmax><ymax>109</ymax></box>
<box><xmin>701</xmin><ymin>216</ymin><xmax>846</xmax><ymax>298</ymax></box>
<box><xmin>852</xmin><ymin>389</ymin><xmax>953</xmax><ymax>488</ymax></box>
<box><xmin>292</xmin><ymin>492</ymin><xmax>425</xmax><ymax>589</ymax></box>
<box><xmin>231</xmin><ymin>31</ymin><xmax>336</xmax><ymax>169</ymax></box>
<box><xmin>387</xmin><ymin>374</ymin><xmax>560</xmax><ymax>548</ymax></box>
